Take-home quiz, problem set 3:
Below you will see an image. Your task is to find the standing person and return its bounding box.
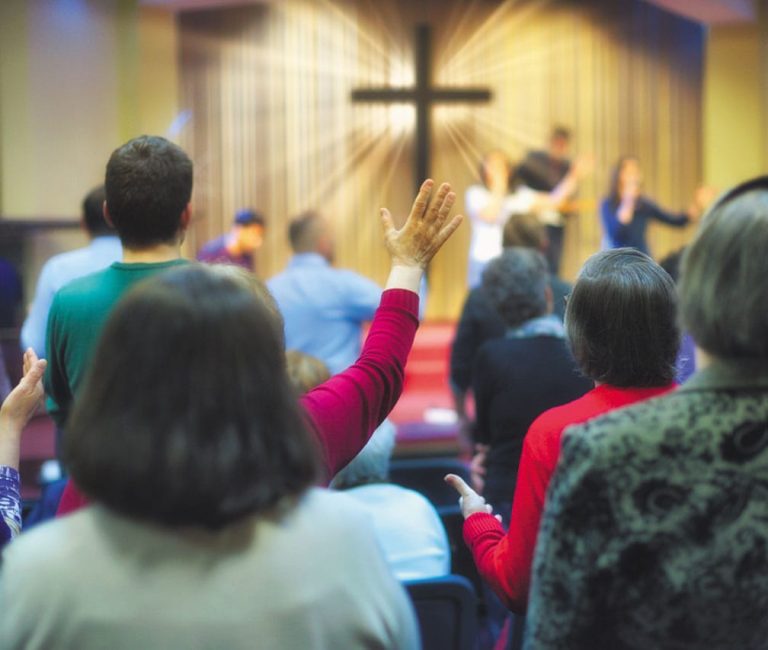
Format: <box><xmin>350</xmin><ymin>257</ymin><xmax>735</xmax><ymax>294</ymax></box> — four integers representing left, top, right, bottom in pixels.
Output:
<box><xmin>450</xmin><ymin>213</ymin><xmax>571</xmax><ymax>433</ymax></box>
<box><xmin>53</xmin><ymin>166</ymin><xmax>462</xmax><ymax>513</ymax></box>
<box><xmin>196</xmin><ymin>208</ymin><xmax>266</xmax><ymax>271</ymax></box>
<box><xmin>515</xmin><ymin>126</ymin><xmax>574</xmax><ymax>274</ymax></box>
<box><xmin>446</xmin><ymin>249</ymin><xmax>679</xmax><ymax>615</ymax></box>
<box><xmin>600</xmin><ymin>156</ymin><xmax>702</xmax><ymax>255</ymax></box>
<box><xmin>465</xmin><ymin>151</ymin><xmax>518</xmax><ymax>289</ymax></box>
<box><xmin>44</xmin><ymin>137</ymin><xmax>193</xmax><ymax>433</ymax></box>
<box><xmin>1</xmin><ymin>267</ymin><xmax>419</xmax><ymax>650</ymax></box>
<box><xmin>522</xmin><ymin>177</ymin><xmax>768</xmax><ymax>649</ymax></box>
<box><xmin>466</xmin><ymin>149</ymin><xmax>583</xmax><ymax>289</ymax></box>
<box><xmin>268</xmin><ymin>211</ymin><xmax>381</xmax><ymax>375</ymax></box>
<box><xmin>471</xmin><ymin>248</ymin><xmax>591</xmax><ymax>519</ymax></box>
<box><xmin>21</xmin><ymin>186</ymin><xmax>121</xmax><ymax>357</ymax></box>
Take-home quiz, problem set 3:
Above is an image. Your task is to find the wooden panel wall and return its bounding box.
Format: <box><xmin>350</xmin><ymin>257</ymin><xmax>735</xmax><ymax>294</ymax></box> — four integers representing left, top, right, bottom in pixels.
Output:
<box><xmin>179</xmin><ymin>0</ymin><xmax>703</xmax><ymax>319</ymax></box>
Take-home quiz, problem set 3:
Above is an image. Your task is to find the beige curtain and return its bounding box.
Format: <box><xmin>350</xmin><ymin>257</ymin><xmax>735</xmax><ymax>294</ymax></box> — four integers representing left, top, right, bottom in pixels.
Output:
<box><xmin>179</xmin><ymin>0</ymin><xmax>702</xmax><ymax>319</ymax></box>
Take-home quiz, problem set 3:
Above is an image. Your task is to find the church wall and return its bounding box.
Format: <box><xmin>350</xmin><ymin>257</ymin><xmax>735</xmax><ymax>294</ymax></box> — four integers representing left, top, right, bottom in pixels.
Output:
<box><xmin>703</xmin><ymin>4</ymin><xmax>768</xmax><ymax>189</ymax></box>
<box><xmin>179</xmin><ymin>0</ymin><xmax>704</xmax><ymax>319</ymax></box>
<box><xmin>0</xmin><ymin>1</ymin><xmax>179</xmax><ymax>312</ymax></box>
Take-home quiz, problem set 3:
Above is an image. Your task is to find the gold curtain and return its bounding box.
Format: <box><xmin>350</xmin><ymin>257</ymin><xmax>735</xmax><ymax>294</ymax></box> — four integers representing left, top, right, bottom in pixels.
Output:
<box><xmin>179</xmin><ymin>0</ymin><xmax>702</xmax><ymax>319</ymax></box>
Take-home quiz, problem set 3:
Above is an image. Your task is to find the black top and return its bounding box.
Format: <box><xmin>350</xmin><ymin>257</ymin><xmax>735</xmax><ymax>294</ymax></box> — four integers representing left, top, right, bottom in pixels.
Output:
<box><xmin>472</xmin><ymin>335</ymin><xmax>591</xmax><ymax>503</ymax></box>
<box><xmin>515</xmin><ymin>150</ymin><xmax>571</xmax><ymax>192</ymax></box>
<box><xmin>450</xmin><ymin>277</ymin><xmax>571</xmax><ymax>393</ymax></box>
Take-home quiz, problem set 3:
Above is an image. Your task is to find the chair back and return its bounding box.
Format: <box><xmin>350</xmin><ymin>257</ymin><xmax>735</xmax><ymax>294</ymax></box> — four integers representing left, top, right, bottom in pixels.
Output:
<box><xmin>389</xmin><ymin>457</ymin><xmax>470</xmax><ymax>508</ymax></box>
<box><xmin>404</xmin><ymin>574</ymin><xmax>478</xmax><ymax>650</ymax></box>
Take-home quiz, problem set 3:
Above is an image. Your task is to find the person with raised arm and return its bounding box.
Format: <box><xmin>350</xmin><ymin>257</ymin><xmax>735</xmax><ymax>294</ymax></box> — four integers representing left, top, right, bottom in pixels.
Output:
<box><xmin>56</xmin><ymin>175</ymin><xmax>462</xmax><ymax>514</ymax></box>
<box><xmin>0</xmin><ymin>349</ymin><xmax>47</xmax><ymax>546</ymax></box>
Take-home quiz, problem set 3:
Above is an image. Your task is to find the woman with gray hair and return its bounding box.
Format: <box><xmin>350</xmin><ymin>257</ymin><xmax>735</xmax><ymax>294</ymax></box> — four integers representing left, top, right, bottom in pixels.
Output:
<box><xmin>331</xmin><ymin>422</ymin><xmax>451</xmax><ymax>582</ymax></box>
<box><xmin>470</xmin><ymin>248</ymin><xmax>591</xmax><ymax>520</ymax></box>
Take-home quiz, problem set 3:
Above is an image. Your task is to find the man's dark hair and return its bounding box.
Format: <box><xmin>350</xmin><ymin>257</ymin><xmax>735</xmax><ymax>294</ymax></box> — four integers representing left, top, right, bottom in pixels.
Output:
<box><xmin>63</xmin><ymin>265</ymin><xmax>318</xmax><ymax>529</ymax></box>
<box><xmin>288</xmin><ymin>210</ymin><xmax>322</xmax><ymax>252</ymax></box>
<box><xmin>551</xmin><ymin>126</ymin><xmax>571</xmax><ymax>141</ymax></box>
<box><xmin>482</xmin><ymin>248</ymin><xmax>549</xmax><ymax>328</ymax></box>
<box><xmin>105</xmin><ymin>135</ymin><xmax>193</xmax><ymax>248</ymax></box>
<box><xmin>680</xmin><ymin>177</ymin><xmax>768</xmax><ymax>360</ymax></box>
<box><xmin>566</xmin><ymin>248</ymin><xmax>679</xmax><ymax>387</ymax></box>
<box><xmin>82</xmin><ymin>185</ymin><xmax>112</xmax><ymax>237</ymax></box>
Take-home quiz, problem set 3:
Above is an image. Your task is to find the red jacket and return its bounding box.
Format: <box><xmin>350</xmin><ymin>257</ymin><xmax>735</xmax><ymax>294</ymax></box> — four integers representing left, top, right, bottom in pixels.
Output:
<box><xmin>463</xmin><ymin>383</ymin><xmax>676</xmax><ymax>612</ymax></box>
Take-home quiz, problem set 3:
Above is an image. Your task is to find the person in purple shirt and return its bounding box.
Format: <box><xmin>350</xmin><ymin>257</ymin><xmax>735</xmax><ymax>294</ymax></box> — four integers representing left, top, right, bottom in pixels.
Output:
<box><xmin>197</xmin><ymin>208</ymin><xmax>266</xmax><ymax>271</ymax></box>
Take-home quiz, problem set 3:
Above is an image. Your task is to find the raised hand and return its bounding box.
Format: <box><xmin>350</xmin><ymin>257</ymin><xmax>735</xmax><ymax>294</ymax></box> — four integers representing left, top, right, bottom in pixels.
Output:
<box><xmin>381</xmin><ymin>179</ymin><xmax>463</xmax><ymax>270</ymax></box>
<box><xmin>1</xmin><ymin>349</ymin><xmax>46</xmax><ymax>432</ymax></box>
<box><xmin>444</xmin><ymin>473</ymin><xmax>501</xmax><ymax>521</ymax></box>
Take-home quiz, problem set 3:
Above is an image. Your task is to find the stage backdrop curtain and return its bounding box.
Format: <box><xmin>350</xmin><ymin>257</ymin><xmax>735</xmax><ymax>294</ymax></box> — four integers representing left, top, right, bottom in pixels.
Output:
<box><xmin>179</xmin><ymin>0</ymin><xmax>702</xmax><ymax>319</ymax></box>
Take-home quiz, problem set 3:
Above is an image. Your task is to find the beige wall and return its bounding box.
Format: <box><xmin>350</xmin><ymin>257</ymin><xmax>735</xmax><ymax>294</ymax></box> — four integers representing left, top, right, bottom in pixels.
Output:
<box><xmin>0</xmin><ymin>0</ymin><xmax>179</xmax><ymax>307</ymax></box>
<box><xmin>703</xmin><ymin>4</ymin><xmax>768</xmax><ymax>188</ymax></box>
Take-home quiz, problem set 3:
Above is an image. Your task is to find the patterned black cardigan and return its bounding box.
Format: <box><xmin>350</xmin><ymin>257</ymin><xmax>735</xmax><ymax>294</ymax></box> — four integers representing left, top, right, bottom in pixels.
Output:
<box><xmin>525</xmin><ymin>360</ymin><xmax>768</xmax><ymax>650</ymax></box>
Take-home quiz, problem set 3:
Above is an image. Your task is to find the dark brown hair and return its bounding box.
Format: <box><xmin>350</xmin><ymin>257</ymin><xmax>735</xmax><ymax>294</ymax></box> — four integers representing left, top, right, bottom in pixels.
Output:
<box><xmin>64</xmin><ymin>265</ymin><xmax>318</xmax><ymax>529</ymax></box>
<box><xmin>566</xmin><ymin>248</ymin><xmax>679</xmax><ymax>387</ymax></box>
<box><xmin>105</xmin><ymin>135</ymin><xmax>193</xmax><ymax>248</ymax></box>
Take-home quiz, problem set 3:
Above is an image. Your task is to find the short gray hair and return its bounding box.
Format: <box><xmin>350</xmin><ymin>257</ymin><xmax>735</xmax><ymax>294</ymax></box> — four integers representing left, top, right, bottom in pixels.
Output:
<box><xmin>680</xmin><ymin>178</ymin><xmax>768</xmax><ymax>359</ymax></box>
<box><xmin>481</xmin><ymin>248</ymin><xmax>549</xmax><ymax>327</ymax></box>
<box><xmin>330</xmin><ymin>420</ymin><xmax>397</xmax><ymax>489</ymax></box>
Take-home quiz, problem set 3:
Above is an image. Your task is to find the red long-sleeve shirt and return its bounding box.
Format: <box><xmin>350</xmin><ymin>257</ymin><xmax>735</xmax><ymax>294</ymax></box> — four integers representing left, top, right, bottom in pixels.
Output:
<box><xmin>57</xmin><ymin>289</ymin><xmax>419</xmax><ymax>516</ymax></box>
<box><xmin>463</xmin><ymin>383</ymin><xmax>675</xmax><ymax>613</ymax></box>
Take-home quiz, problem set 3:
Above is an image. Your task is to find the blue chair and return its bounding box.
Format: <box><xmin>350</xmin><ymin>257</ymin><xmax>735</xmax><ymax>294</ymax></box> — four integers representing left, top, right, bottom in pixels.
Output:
<box><xmin>404</xmin><ymin>574</ymin><xmax>478</xmax><ymax>650</ymax></box>
<box><xmin>389</xmin><ymin>457</ymin><xmax>470</xmax><ymax>508</ymax></box>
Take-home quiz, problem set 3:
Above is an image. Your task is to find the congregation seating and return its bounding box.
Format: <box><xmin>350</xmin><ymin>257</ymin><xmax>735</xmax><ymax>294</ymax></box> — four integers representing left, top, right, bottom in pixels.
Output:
<box><xmin>404</xmin><ymin>574</ymin><xmax>478</xmax><ymax>650</ymax></box>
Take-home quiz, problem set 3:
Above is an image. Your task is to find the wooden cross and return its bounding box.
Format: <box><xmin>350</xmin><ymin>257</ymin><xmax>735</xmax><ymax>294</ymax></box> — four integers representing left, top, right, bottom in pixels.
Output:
<box><xmin>352</xmin><ymin>24</ymin><xmax>492</xmax><ymax>193</ymax></box>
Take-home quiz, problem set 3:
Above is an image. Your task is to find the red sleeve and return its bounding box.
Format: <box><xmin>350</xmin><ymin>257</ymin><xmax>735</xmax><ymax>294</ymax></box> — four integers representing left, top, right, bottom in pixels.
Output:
<box><xmin>462</xmin><ymin>423</ymin><xmax>557</xmax><ymax>613</ymax></box>
<box><xmin>300</xmin><ymin>288</ymin><xmax>419</xmax><ymax>480</ymax></box>
<box><xmin>56</xmin><ymin>478</ymin><xmax>89</xmax><ymax>516</ymax></box>
<box><xmin>55</xmin><ymin>289</ymin><xmax>419</xmax><ymax>517</ymax></box>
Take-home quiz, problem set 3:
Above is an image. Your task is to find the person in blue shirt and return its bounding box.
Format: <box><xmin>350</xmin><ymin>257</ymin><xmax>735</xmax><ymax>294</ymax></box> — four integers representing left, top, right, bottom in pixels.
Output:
<box><xmin>267</xmin><ymin>211</ymin><xmax>381</xmax><ymax>375</ymax></box>
<box><xmin>21</xmin><ymin>186</ymin><xmax>121</xmax><ymax>356</ymax></box>
<box><xmin>600</xmin><ymin>156</ymin><xmax>702</xmax><ymax>256</ymax></box>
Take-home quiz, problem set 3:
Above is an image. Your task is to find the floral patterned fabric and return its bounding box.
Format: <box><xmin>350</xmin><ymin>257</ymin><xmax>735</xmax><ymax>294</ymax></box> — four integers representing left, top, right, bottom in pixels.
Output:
<box><xmin>526</xmin><ymin>360</ymin><xmax>768</xmax><ymax>650</ymax></box>
<box><xmin>0</xmin><ymin>466</ymin><xmax>21</xmax><ymax>546</ymax></box>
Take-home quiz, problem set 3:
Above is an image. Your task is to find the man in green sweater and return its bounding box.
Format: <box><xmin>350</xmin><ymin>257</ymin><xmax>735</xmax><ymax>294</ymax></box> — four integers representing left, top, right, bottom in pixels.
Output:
<box><xmin>45</xmin><ymin>136</ymin><xmax>192</xmax><ymax>430</ymax></box>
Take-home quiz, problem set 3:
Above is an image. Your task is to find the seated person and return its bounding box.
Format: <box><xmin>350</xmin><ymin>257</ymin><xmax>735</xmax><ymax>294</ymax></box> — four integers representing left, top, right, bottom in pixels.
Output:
<box><xmin>284</xmin><ymin>349</ymin><xmax>331</xmax><ymax>395</ymax></box>
<box><xmin>284</xmin><ymin>349</ymin><xmax>450</xmax><ymax>582</ymax></box>
<box><xmin>331</xmin><ymin>422</ymin><xmax>451</xmax><ymax>582</ymax></box>
<box><xmin>0</xmin><ymin>349</ymin><xmax>47</xmax><ymax>546</ymax></box>
<box><xmin>0</xmin><ymin>267</ymin><xmax>418</xmax><ymax>649</ymax></box>
<box><xmin>447</xmin><ymin>248</ymin><xmax>679</xmax><ymax>612</ymax></box>
<box><xmin>524</xmin><ymin>177</ymin><xmax>768</xmax><ymax>648</ymax></box>
<box><xmin>471</xmin><ymin>248</ymin><xmax>592</xmax><ymax>518</ymax></box>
